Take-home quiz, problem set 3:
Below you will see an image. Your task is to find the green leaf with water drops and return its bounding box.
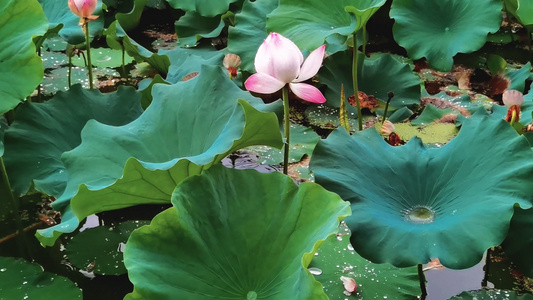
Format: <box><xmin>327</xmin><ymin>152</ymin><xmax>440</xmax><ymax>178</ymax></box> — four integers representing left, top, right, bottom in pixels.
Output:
<box><xmin>39</xmin><ymin>0</ymin><xmax>105</xmax><ymax>45</ymax></box>
<box><xmin>0</xmin><ymin>257</ymin><xmax>82</xmax><ymax>299</ymax></box>
<box><xmin>227</xmin><ymin>0</ymin><xmax>279</xmax><ymax>73</ymax></box>
<box><xmin>35</xmin><ymin>65</ymin><xmax>283</xmax><ymax>246</ymax></box>
<box><xmin>124</xmin><ymin>165</ymin><xmax>351</xmax><ymax>299</ymax></box>
<box><xmin>390</xmin><ymin>0</ymin><xmax>502</xmax><ymax>71</ymax></box>
<box><xmin>175</xmin><ymin>12</ymin><xmax>225</xmax><ymax>47</ymax></box>
<box><xmin>71</xmin><ymin>47</ymin><xmax>133</xmax><ymax>68</ymax></box>
<box><xmin>41</xmin><ymin>66</ymin><xmax>120</xmax><ymax>95</ymax></box>
<box><xmin>309</xmin><ymin>229</ymin><xmax>420</xmax><ymax>299</ymax></box>
<box><xmin>0</xmin><ymin>0</ymin><xmax>48</xmax><ymax>115</ymax></box>
<box><xmin>164</xmin><ymin>0</ymin><xmax>240</xmax><ymax>17</ymax></box>
<box><xmin>319</xmin><ymin>51</ymin><xmax>421</xmax><ymax>114</ymax></box>
<box><xmin>411</xmin><ymin>105</ymin><xmax>456</xmax><ymax>126</ymax></box>
<box><xmin>449</xmin><ymin>289</ymin><xmax>533</xmax><ymax>299</ymax></box>
<box><xmin>266</xmin><ymin>0</ymin><xmax>357</xmax><ymax>53</ymax></box>
<box><xmin>65</xmin><ymin>220</ymin><xmax>149</xmax><ymax>275</ymax></box>
<box><xmin>247</xmin><ymin>124</ymin><xmax>320</xmax><ymax>165</ymax></box>
<box><xmin>310</xmin><ymin>111</ymin><xmax>533</xmax><ymax>269</ymax></box>
<box><xmin>3</xmin><ymin>84</ymin><xmax>143</xmax><ymax>197</ymax></box>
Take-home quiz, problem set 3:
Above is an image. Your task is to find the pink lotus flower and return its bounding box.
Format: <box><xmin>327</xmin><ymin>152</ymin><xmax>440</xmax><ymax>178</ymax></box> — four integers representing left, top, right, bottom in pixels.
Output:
<box><xmin>245</xmin><ymin>33</ymin><xmax>327</xmax><ymax>104</ymax></box>
<box><xmin>68</xmin><ymin>0</ymin><xmax>97</xmax><ymax>18</ymax></box>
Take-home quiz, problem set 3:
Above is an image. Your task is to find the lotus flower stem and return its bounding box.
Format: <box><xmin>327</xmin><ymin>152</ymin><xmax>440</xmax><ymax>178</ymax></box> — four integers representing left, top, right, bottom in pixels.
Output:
<box><xmin>84</xmin><ymin>20</ymin><xmax>94</xmax><ymax>89</ymax></box>
<box><xmin>381</xmin><ymin>91</ymin><xmax>394</xmax><ymax>125</ymax></box>
<box><xmin>68</xmin><ymin>54</ymin><xmax>73</xmax><ymax>88</ymax></box>
<box><xmin>418</xmin><ymin>263</ymin><xmax>427</xmax><ymax>299</ymax></box>
<box><xmin>0</xmin><ymin>157</ymin><xmax>30</xmax><ymax>257</ymax></box>
<box><xmin>352</xmin><ymin>33</ymin><xmax>363</xmax><ymax>131</ymax></box>
<box><xmin>282</xmin><ymin>85</ymin><xmax>290</xmax><ymax>175</ymax></box>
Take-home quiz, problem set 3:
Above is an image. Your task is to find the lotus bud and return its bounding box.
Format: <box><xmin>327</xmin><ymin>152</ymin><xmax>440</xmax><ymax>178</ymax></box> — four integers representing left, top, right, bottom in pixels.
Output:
<box><xmin>381</xmin><ymin>120</ymin><xmax>396</xmax><ymax>136</ymax></box>
<box><xmin>68</xmin><ymin>0</ymin><xmax>97</xmax><ymax>18</ymax></box>
<box><xmin>223</xmin><ymin>54</ymin><xmax>241</xmax><ymax>79</ymax></box>
<box><xmin>340</xmin><ymin>276</ymin><xmax>357</xmax><ymax>295</ymax></box>
<box><xmin>503</xmin><ymin>90</ymin><xmax>523</xmax><ymax>124</ymax></box>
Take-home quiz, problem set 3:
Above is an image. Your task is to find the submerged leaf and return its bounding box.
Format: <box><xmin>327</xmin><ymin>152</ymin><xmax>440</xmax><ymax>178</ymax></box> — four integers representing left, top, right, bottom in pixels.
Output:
<box><xmin>124</xmin><ymin>165</ymin><xmax>351</xmax><ymax>299</ymax></box>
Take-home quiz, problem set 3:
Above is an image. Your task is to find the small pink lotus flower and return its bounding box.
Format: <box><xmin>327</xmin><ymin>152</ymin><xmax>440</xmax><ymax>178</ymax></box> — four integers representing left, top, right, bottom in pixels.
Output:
<box><xmin>68</xmin><ymin>0</ymin><xmax>97</xmax><ymax>18</ymax></box>
<box><xmin>503</xmin><ymin>90</ymin><xmax>524</xmax><ymax>123</ymax></box>
<box><xmin>245</xmin><ymin>33</ymin><xmax>327</xmax><ymax>103</ymax></box>
<box><xmin>340</xmin><ymin>276</ymin><xmax>357</xmax><ymax>295</ymax></box>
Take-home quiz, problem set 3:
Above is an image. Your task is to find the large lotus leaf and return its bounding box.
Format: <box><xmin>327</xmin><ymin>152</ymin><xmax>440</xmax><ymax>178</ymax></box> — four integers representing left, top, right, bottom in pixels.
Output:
<box><xmin>310</xmin><ymin>111</ymin><xmax>533</xmax><ymax>269</ymax></box>
<box><xmin>319</xmin><ymin>51</ymin><xmax>421</xmax><ymax>113</ymax></box>
<box><xmin>266</xmin><ymin>0</ymin><xmax>357</xmax><ymax>53</ymax></box>
<box><xmin>0</xmin><ymin>0</ymin><xmax>48</xmax><ymax>115</ymax></box>
<box><xmin>116</xmin><ymin>0</ymin><xmax>148</xmax><ymax>31</ymax></box>
<box><xmin>228</xmin><ymin>0</ymin><xmax>279</xmax><ymax>73</ymax></box>
<box><xmin>390</xmin><ymin>0</ymin><xmax>502</xmax><ymax>71</ymax></box>
<box><xmin>175</xmin><ymin>12</ymin><xmax>225</xmax><ymax>47</ymax></box>
<box><xmin>105</xmin><ymin>21</ymin><xmax>170</xmax><ymax>75</ymax></box>
<box><xmin>450</xmin><ymin>289</ymin><xmax>533</xmax><ymax>299</ymax></box>
<box><xmin>65</xmin><ymin>220</ymin><xmax>149</xmax><ymax>275</ymax></box>
<box><xmin>3</xmin><ymin>85</ymin><xmax>143</xmax><ymax>197</ymax></box>
<box><xmin>0</xmin><ymin>257</ymin><xmax>82</xmax><ymax>299</ymax></box>
<box><xmin>502</xmin><ymin>206</ymin><xmax>533</xmax><ymax>277</ymax></box>
<box><xmin>39</xmin><ymin>0</ymin><xmax>104</xmax><ymax>45</ymax></box>
<box><xmin>36</xmin><ymin>65</ymin><xmax>283</xmax><ymax>246</ymax></box>
<box><xmin>309</xmin><ymin>231</ymin><xmax>420</xmax><ymax>299</ymax></box>
<box><xmin>161</xmin><ymin>44</ymin><xmax>225</xmax><ymax>84</ymax></box>
<box><xmin>124</xmin><ymin>165</ymin><xmax>351</xmax><ymax>299</ymax></box>
<box><xmin>165</xmin><ymin>0</ymin><xmax>240</xmax><ymax>17</ymax></box>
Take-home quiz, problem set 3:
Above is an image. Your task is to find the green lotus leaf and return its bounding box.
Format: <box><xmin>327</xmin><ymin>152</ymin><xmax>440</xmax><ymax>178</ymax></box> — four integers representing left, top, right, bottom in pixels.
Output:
<box><xmin>36</xmin><ymin>65</ymin><xmax>283</xmax><ymax>246</ymax></box>
<box><xmin>105</xmin><ymin>21</ymin><xmax>170</xmax><ymax>75</ymax></box>
<box><xmin>506</xmin><ymin>62</ymin><xmax>532</xmax><ymax>92</ymax></box>
<box><xmin>247</xmin><ymin>124</ymin><xmax>320</xmax><ymax>165</ymax></box>
<box><xmin>165</xmin><ymin>0</ymin><xmax>240</xmax><ymax>17</ymax></box>
<box><xmin>502</xmin><ymin>206</ymin><xmax>533</xmax><ymax>277</ymax></box>
<box><xmin>449</xmin><ymin>289</ymin><xmax>533</xmax><ymax>299</ymax></box>
<box><xmin>0</xmin><ymin>0</ymin><xmax>48</xmax><ymax>115</ymax></box>
<box><xmin>388</xmin><ymin>107</ymin><xmax>414</xmax><ymax>123</ymax></box>
<box><xmin>39</xmin><ymin>0</ymin><xmax>104</xmax><ymax>45</ymax></box>
<box><xmin>42</xmin><ymin>51</ymin><xmax>69</xmax><ymax>69</ymax></box>
<box><xmin>344</xmin><ymin>0</ymin><xmax>387</xmax><ymax>33</ymax></box>
<box><xmin>175</xmin><ymin>12</ymin><xmax>225</xmax><ymax>47</ymax></box>
<box><xmin>0</xmin><ymin>257</ymin><xmax>82</xmax><ymax>299</ymax></box>
<box><xmin>116</xmin><ymin>0</ymin><xmax>148</xmax><ymax>31</ymax></box>
<box><xmin>310</xmin><ymin>111</ymin><xmax>533</xmax><ymax>268</ymax></box>
<box><xmin>227</xmin><ymin>0</ymin><xmax>279</xmax><ymax>73</ymax></box>
<box><xmin>319</xmin><ymin>51</ymin><xmax>421</xmax><ymax>113</ymax></box>
<box><xmin>65</xmin><ymin>220</ymin><xmax>149</xmax><ymax>275</ymax></box>
<box><xmin>266</xmin><ymin>0</ymin><xmax>357</xmax><ymax>53</ymax></box>
<box><xmin>161</xmin><ymin>44</ymin><xmax>224</xmax><ymax>84</ymax></box>
<box><xmin>391</xmin><ymin>122</ymin><xmax>458</xmax><ymax>144</ymax></box>
<box><xmin>3</xmin><ymin>85</ymin><xmax>143</xmax><ymax>197</ymax></box>
<box><xmin>390</xmin><ymin>0</ymin><xmax>502</xmax><ymax>71</ymax></box>
<box><xmin>309</xmin><ymin>230</ymin><xmax>420</xmax><ymax>299</ymax></box>
<box><xmin>138</xmin><ymin>74</ymin><xmax>169</xmax><ymax>109</ymax></box>
<box><xmin>124</xmin><ymin>165</ymin><xmax>351</xmax><ymax>299</ymax></box>
<box><xmin>70</xmin><ymin>47</ymin><xmax>134</xmax><ymax>68</ymax></box>
<box><xmin>504</xmin><ymin>0</ymin><xmax>533</xmax><ymax>26</ymax></box>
